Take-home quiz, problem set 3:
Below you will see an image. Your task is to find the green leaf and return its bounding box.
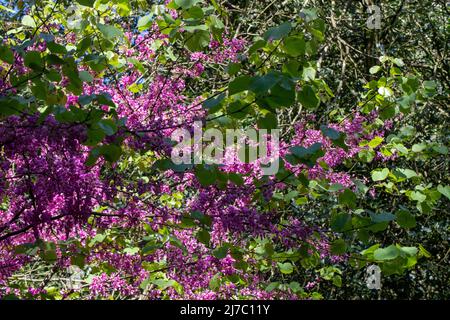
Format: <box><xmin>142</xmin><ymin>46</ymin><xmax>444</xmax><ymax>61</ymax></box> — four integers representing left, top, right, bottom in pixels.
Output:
<box><xmin>432</xmin><ymin>144</ymin><xmax>448</xmax><ymax>155</ymax></box>
<box><xmin>70</xmin><ymin>254</ymin><xmax>86</xmax><ymax>268</ymax></box>
<box><xmin>378</xmin><ymin>86</ymin><xmax>393</xmax><ymax>97</ymax></box>
<box><xmin>79</xmin><ymin>71</ymin><xmax>94</xmax><ymax>82</ymax></box>
<box><xmin>141</xmin><ymin>243</ymin><xmax>162</xmax><ymax>256</ymax></box>
<box><xmin>392</xmin><ymin>58</ymin><xmax>404</xmax><ymax>67</ymax></box>
<box><xmin>212</xmin><ymin>245</ymin><xmax>229</xmax><ymax>259</ymax></box>
<box><xmin>185</xmin><ymin>30</ymin><xmax>210</xmax><ymax>51</ymax></box>
<box><xmin>96</xmin><ymin>93</ymin><xmax>116</xmax><ymax>107</ymax></box>
<box><xmin>128</xmin><ymin>58</ymin><xmax>145</xmax><ymax>73</ymax></box>
<box><xmin>357</xmin><ymin>229</ymin><xmax>370</xmax><ymax>244</ymax></box>
<box><xmin>398</xmin><ymin>94</ymin><xmax>415</xmax><ymax>112</ymax></box>
<box><xmin>14</xmin><ymin>242</ymin><xmax>38</xmax><ymax>255</ymax></box>
<box><xmin>330</xmin><ymin>239</ymin><xmax>347</xmax><ymax>255</ymax></box>
<box><xmin>399</xmin><ymin>246</ymin><xmax>417</xmax><ymax>257</ymax></box>
<box><xmin>137</xmin><ymin>14</ymin><xmax>153</xmax><ymax>31</ymax></box>
<box><xmin>47</xmin><ymin>41</ymin><xmax>67</xmax><ymax>54</ymax></box>
<box><xmin>331</xmin><ymin>212</ymin><xmax>351</xmax><ymax>232</ymax></box>
<box><xmin>78</xmin><ymin>95</ymin><xmax>95</xmax><ymax>106</ymax></box>
<box><xmin>380</xmin><ymin>105</ymin><xmax>396</xmax><ymax>120</ymax></box>
<box><xmin>368</xmin><ymin>136</ymin><xmax>384</xmax><ymax>148</ymax></box>
<box><xmin>22</xmin><ymin>15</ymin><xmax>36</xmax><ymax>28</ymax></box>
<box><xmin>301</xmin><ymin>8</ymin><xmax>319</xmax><ymax>21</ymax></box>
<box><xmin>191</xmin><ymin>210</ymin><xmax>212</xmax><ymax>227</ymax></box>
<box><xmin>203</xmin><ymin>92</ymin><xmax>225</xmax><ymax>113</ymax></box>
<box><xmin>374</xmin><ymin>245</ymin><xmax>399</xmax><ymax>261</ymax></box>
<box><xmin>187</xmin><ymin>6</ymin><xmax>204</xmax><ymax>19</ymax></box>
<box><xmin>410</xmin><ymin>191</ymin><xmax>426</xmax><ymax>202</ymax></box>
<box><xmin>62</xmin><ymin>60</ymin><xmax>83</xmax><ymax>95</ymax></box>
<box><xmin>338</xmin><ymin>189</ymin><xmax>356</xmax><ymax>208</ymax></box>
<box><xmin>332</xmin><ymin>275</ymin><xmax>342</xmax><ymax>287</ymax></box>
<box><xmin>282</xmin><ymin>36</ymin><xmax>305</xmax><ymax>57</ymax></box>
<box><xmin>76</xmin><ymin>0</ymin><xmax>95</xmax><ymax>6</ymax></box>
<box><xmin>370</xmin><ymin>212</ymin><xmax>396</xmax><ymax>223</ymax></box>
<box><xmin>77</xmin><ymin>37</ymin><xmax>92</xmax><ymax>54</ymax></box>
<box><xmin>321</xmin><ymin>126</ymin><xmax>348</xmax><ymax>150</ymax></box>
<box><xmin>97</xmin><ymin>23</ymin><xmax>123</xmax><ymax>40</ymax></box>
<box><xmin>226</xmin><ymin>62</ymin><xmax>241</xmax><ymax>76</ymax></box>
<box><xmin>437</xmin><ymin>185</ymin><xmax>450</xmax><ymax>200</ymax></box>
<box><xmin>277</xmin><ymin>262</ymin><xmax>294</xmax><ymax>274</ymax></box>
<box><xmin>264</xmin><ymin>22</ymin><xmax>292</xmax><ymax>41</ymax></box>
<box><xmin>249</xmin><ymin>73</ymin><xmax>280</xmax><ymax>94</ymax></box>
<box><xmin>328</xmin><ymin>183</ymin><xmax>345</xmax><ymax>192</ymax></box>
<box><xmin>282</xmin><ymin>61</ymin><xmax>301</xmax><ymax>77</ymax></box>
<box><xmin>175</xmin><ymin>0</ymin><xmax>199</xmax><ymax>9</ymax></box>
<box><xmin>264</xmin><ymin>83</ymin><xmax>295</xmax><ymax>108</ymax></box>
<box><xmin>97</xmin><ymin>119</ymin><xmax>118</xmax><ymax>136</ymax></box>
<box><xmin>227</xmin><ymin>101</ymin><xmax>249</xmax><ymax>119</ymax></box>
<box><xmin>361</xmin><ymin>244</ymin><xmax>380</xmax><ymax>256</ymax></box>
<box><xmin>369</xmin><ymin>66</ymin><xmax>382</xmax><ymax>74</ymax></box>
<box><xmin>47</xmin><ymin>54</ymin><xmax>64</xmax><ymax>65</ymax></box>
<box><xmin>257</xmin><ymin>112</ymin><xmax>277</xmax><ymax>129</ymax></box>
<box><xmin>423</xmin><ymin>80</ymin><xmax>437</xmax><ymax>90</ymax></box>
<box><xmin>24</xmin><ymin>51</ymin><xmax>42</xmax><ymax>70</ymax></box>
<box><xmin>124</xmin><ymin>247</ymin><xmax>140</xmax><ymax>255</ymax></box>
<box><xmin>298</xmin><ymin>85</ymin><xmax>319</xmax><ymax>109</ymax></box>
<box><xmin>228</xmin><ymin>173</ymin><xmax>244</xmax><ymax>186</ymax></box>
<box><xmin>195</xmin><ymin>165</ymin><xmax>217</xmax><ymax>186</ymax></box>
<box><xmin>248</xmin><ymin>39</ymin><xmax>267</xmax><ymax>55</ymax></box>
<box><xmin>196</xmin><ymin>229</ymin><xmax>210</xmax><ymax>246</ymax></box>
<box><xmin>39</xmin><ymin>242</ymin><xmax>57</xmax><ymax>262</ymax></box>
<box><xmin>284</xmin><ymin>190</ymin><xmax>299</xmax><ymax>202</ymax></box>
<box><xmin>287</xmin><ymin>143</ymin><xmax>324</xmax><ymax>167</ymax></box>
<box><xmin>368</xmin><ymin>222</ymin><xmax>389</xmax><ymax>233</ymax></box>
<box><xmin>98</xmin><ymin>144</ymin><xmax>122</xmax><ymax>162</ymax></box>
<box><xmin>302</xmin><ymin>67</ymin><xmax>316</xmax><ymax>81</ymax></box>
<box><xmin>208</xmin><ymin>14</ymin><xmax>224</xmax><ymax>33</ymax></box>
<box><xmin>183</xmin><ymin>25</ymin><xmax>208</xmax><ymax>32</ymax></box>
<box><xmin>0</xmin><ymin>45</ymin><xmax>14</xmax><ymax>64</ymax></box>
<box><xmin>0</xmin><ymin>4</ymin><xmax>14</xmax><ymax>13</ymax></box>
<box><xmin>423</xmin><ymin>80</ymin><xmax>437</xmax><ymax>96</ymax></box>
<box><xmin>289</xmin><ymin>281</ymin><xmax>302</xmax><ymax>292</ymax></box>
<box><xmin>370</xmin><ymin>147</ymin><xmax>386</xmax><ymax>160</ymax></box>
<box><xmin>371</xmin><ymin>168</ymin><xmax>389</xmax><ymax>181</ymax></box>
<box><xmin>151</xmin><ymin>279</ymin><xmax>178</xmax><ymax>290</ymax></box>
<box><xmin>41</xmin><ymin>249</ymin><xmax>57</xmax><ymax>261</ymax></box>
<box><xmin>209</xmin><ymin>273</ymin><xmax>221</xmax><ymax>291</ymax></box>
<box><xmin>396</xmin><ymin>209</ymin><xmax>416</xmax><ymax>229</ymax></box>
<box><xmin>228</xmin><ymin>76</ymin><xmax>252</xmax><ymax>95</ymax></box>
<box><xmin>394</xmin><ymin>168</ymin><xmax>418</xmax><ymax>180</ymax></box>
<box><xmin>265</xmin><ymin>282</ymin><xmax>280</xmax><ymax>292</ymax></box>
<box><xmin>89</xmin><ymin>233</ymin><xmax>106</xmax><ymax>246</ymax></box>
<box><xmin>320</xmin><ymin>126</ymin><xmax>340</xmax><ymax>140</ymax></box>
